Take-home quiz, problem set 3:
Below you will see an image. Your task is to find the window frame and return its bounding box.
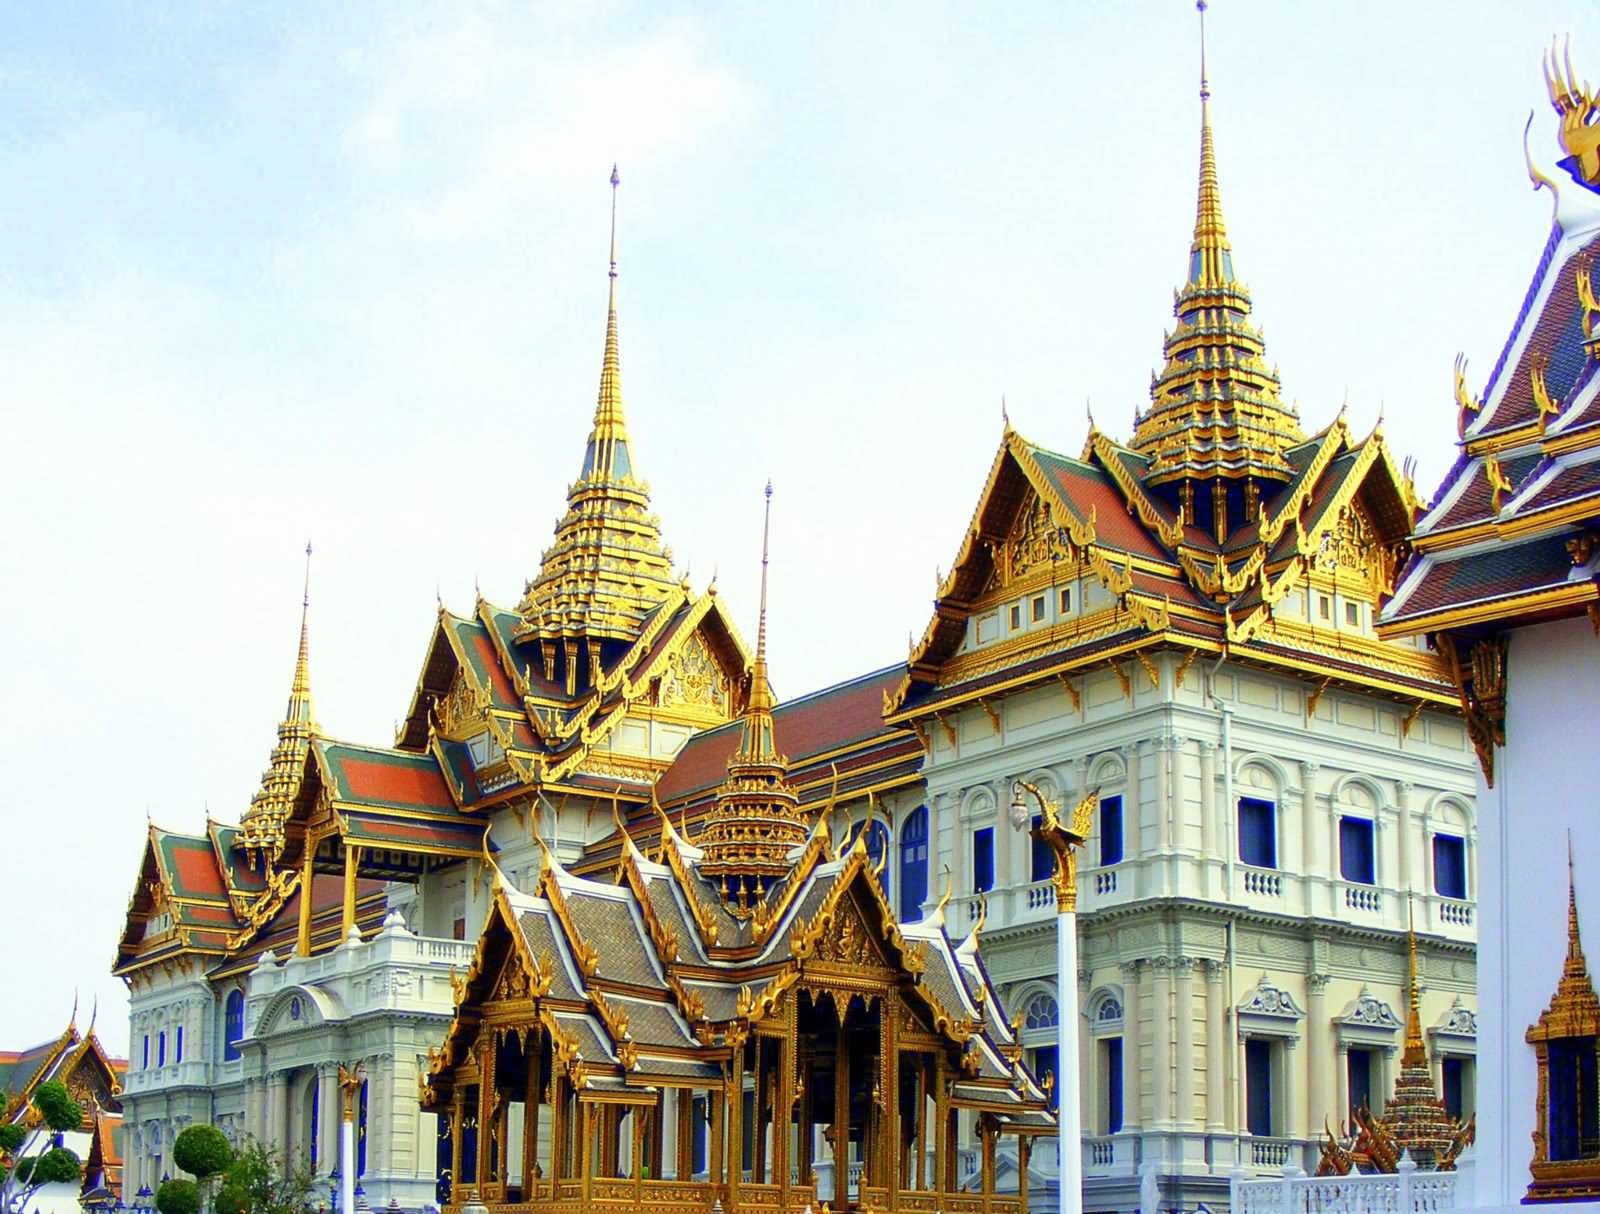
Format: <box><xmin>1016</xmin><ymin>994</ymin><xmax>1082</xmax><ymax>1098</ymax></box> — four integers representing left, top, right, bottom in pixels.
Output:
<box><xmin>972</xmin><ymin>826</ymin><xmax>996</xmax><ymax>894</ymax></box>
<box><xmin>898</xmin><ymin>806</ymin><xmax>930</xmax><ymax>922</ymax></box>
<box><xmin>1238</xmin><ymin>797</ymin><xmax>1278</xmax><ymax>869</ymax></box>
<box><xmin>1339</xmin><ymin>814</ymin><xmax>1377</xmax><ymax>885</ymax></box>
<box><xmin>1434</xmin><ymin>832</ymin><xmax>1468</xmax><ymax>900</ymax></box>
<box><xmin>223</xmin><ymin>989</ymin><xmax>245</xmax><ymax>1062</ymax></box>
<box><xmin>1099</xmin><ymin>795</ymin><xmax>1124</xmax><ymax>867</ymax></box>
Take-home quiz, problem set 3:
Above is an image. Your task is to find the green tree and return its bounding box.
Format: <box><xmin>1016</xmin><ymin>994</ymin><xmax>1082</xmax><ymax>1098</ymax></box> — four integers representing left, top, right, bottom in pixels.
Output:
<box><xmin>172</xmin><ymin>1124</ymin><xmax>234</xmax><ymax>1213</ymax></box>
<box><xmin>0</xmin><ymin>1079</ymin><xmax>84</xmax><ymax>1214</ymax></box>
<box><xmin>213</xmin><ymin>1141</ymin><xmax>314</xmax><ymax>1214</ymax></box>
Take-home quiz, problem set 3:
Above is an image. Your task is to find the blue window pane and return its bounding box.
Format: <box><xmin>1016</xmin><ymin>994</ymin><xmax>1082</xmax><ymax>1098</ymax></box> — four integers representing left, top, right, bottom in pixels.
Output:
<box><xmin>1434</xmin><ymin>834</ymin><xmax>1467</xmax><ymax>900</ymax></box>
<box><xmin>1339</xmin><ymin>816</ymin><xmax>1376</xmax><ymax>885</ymax></box>
<box><xmin>175</xmin><ymin>1026</ymin><xmax>183</xmax><ymax>1063</ymax></box>
<box><xmin>224</xmin><ymin>990</ymin><xmax>245</xmax><ymax>1062</ymax></box>
<box><xmin>1239</xmin><ymin>798</ymin><xmax>1276</xmax><ymax>869</ymax></box>
<box><xmin>1105</xmin><ymin>1037</ymin><xmax>1124</xmax><ymax>1133</ymax></box>
<box><xmin>142</xmin><ymin>1036</ymin><xmax>149</xmax><ymax>1069</ymax></box>
<box><xmin>899</xmin><ymin>807</ymin><xmax>929</xmax><ymax>922</ymax></box>
<box><xmin>1100</xmin><ymin>796</ymin><xmax>1124</xmax><ymax>866</ymax></box>
<box><xmin>973</xmin><ymin>827</ymin><xmax>995</xmax><ymax>893</ymax></box>
<box><xmin>692</xmin><ymin>1096</ymin><xmax>708</xmax><ymax>1174</ymax></box>
<box><xmin>157</xmin><ymin>1032</ymin><xmax>166</xmax><ymax>1068</ymax></box>
<box><xmin>1442</xmin><ymin>1057</ymin><xmax>1466</xmax><ymax>1119</ymax></box>
<box><xmin>1030</xmin><ymin>815</ymin><xmax>1052</xmax><ymax>882</ymax></box>
<box><xmin>1348</xmin><ymin>1047</ymin><xmax>1374</xmax><ymax>1116</ymax></box>
<box><xmin>1245</xmin><ymin>1039</ymin><xmax>1273</xmax><ymax>1135</ymax></box>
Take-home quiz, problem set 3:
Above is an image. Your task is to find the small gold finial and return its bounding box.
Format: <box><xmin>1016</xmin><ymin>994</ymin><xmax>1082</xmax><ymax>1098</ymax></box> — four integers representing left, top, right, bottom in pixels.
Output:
<box><xmin>609</xmin><ymin>163</ymin><xmax>620</xmax><ymax>279</ymax></box>
<box><xmin>1197</xmin><ymin>0</ymin><xmax>1210</xmax><ymax>102</ymax></box>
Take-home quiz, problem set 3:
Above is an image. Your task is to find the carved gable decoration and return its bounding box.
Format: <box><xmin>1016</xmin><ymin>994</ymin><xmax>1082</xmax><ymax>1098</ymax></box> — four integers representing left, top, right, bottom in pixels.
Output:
<box><xmin>1312</xmin><ymin>500</ymin><xmax>1395</xmax><ymax>598</ymax></box>
<box><xmin>490</xmin><ymin>950</ymin><xmax>533</xmax><ymax>1004</ymax></box>
<box><xmin>659</xmin><ymin>631</ymin><xmax>729</xmax><ymax>713</ymax></box>
<box><xmin>812</xmin><ymin>892</ymin><xmax>891</xmax><ymax>971</ymax></box>
<box><xmin>984</xmin><ymin>490</ymin><xmax>1074</xmax><ymax>594</ymax></box>
<box><xmin>1433</xmin><ymin>997</ymin><xmax>1478</xmax><ymax>1039</ymax></box>
<box><xmin>437</xmin><ymin>666</ymin><xmax>490</xmax><ymax>738</ymax></box>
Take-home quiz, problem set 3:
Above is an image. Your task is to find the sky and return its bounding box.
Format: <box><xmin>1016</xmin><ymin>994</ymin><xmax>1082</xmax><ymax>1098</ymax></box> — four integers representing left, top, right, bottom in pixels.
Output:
<box><xmin>1</xmin><ymin>0</ymin><xmax>1596</xmax><ymax>1056</ymax></box>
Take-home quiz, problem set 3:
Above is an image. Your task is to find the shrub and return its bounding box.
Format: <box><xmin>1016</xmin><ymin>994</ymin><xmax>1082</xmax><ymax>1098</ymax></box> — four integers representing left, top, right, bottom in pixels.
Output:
<box><xmin>156</xmin><ymin>1178</ymin><xmax>202</xmax><ymax>1214</ymax></box>
<box><xmin>174</xmin><ymin>1125</ymin><xmax>234</xmax><ymax>1181</ymax></box>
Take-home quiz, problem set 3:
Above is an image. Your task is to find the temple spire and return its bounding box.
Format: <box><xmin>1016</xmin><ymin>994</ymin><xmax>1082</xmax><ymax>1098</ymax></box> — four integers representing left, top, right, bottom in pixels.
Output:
<box><xmin>1127</xmin><ymin>0</ymin><xmax>1303</xmax><ymax>492</ymax></box>
<box><xmin>697</xmin><ymin>482</ymin><xmax>808</xmax><ymax>904</ymax></box>
<box><xmin>583</xmin><ymin>164</ymin><xmax>630</xmax><ymax>484</ymax></box>
<box><xmin>241</xmin><ymin>542</ymin><xmax>321</xmax><ymax>857</ymax></box>
<box><xmin>1404</xmin><ymin>897</ymin><xmax>1426</xmax><ymax>1063</ymax></box>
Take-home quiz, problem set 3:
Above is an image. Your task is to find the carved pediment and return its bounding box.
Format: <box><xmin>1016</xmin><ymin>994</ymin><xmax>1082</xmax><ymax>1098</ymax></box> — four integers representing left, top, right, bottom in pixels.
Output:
<box><xmin>1238</xmin><ymin>974</ymin><xmax>1303</xmax><ymax>1020</ymax></box>
<box><xmin>659</xmin><ymin>630</ymin><xmax>730</xmax><ymax>713</ymax></box>
<box><xmin>1432</xmin><ymin>996</ymin><xmax>1478</xmax><ymax>1038</ymax></box>
<box><xmin>1311</xmin><ymin>500</ymin><xmax>1395</xmax><ymax>597</ymax></box>
<box><xmin>983</xmin><ymin>490</ymin><xmax>1074</xmax><ymax>594</ymax></box>
<box><xmin>437</xmin><ymin>667</ymin><xmax>491</xmax><ymax>738</ymax></box>
<box><xmin>812</xmin><ymin>893</ymin><xmax>891</xmax><ymax>970</ymax></box>
<box><xmin>1338</xmin><ymin>989</ymin><xmax>1402</xmax><ymax>1031</ymax></box>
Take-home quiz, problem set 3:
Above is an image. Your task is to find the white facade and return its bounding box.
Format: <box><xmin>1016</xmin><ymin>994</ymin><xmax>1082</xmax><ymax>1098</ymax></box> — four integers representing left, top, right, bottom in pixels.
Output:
<box><xmin>896</xmin><ymin>651</ymin><xmax>1479</xmax><ymax>1211</ymax></box>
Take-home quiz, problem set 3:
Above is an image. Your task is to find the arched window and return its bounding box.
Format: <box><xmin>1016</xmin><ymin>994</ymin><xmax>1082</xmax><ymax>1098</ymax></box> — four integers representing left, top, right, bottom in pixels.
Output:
<box><xmin>1097</xmin><ymin>997</ymin><xmax>1124</xmax><ymax>1024</ymax></box>
<box><xmin>899</xmin><ymin>807</ymin><xmax>929</xmax><ymax>922</ymax></box>
<box><xmin>1024</xmin><ymin>992</ymin><xmax>1059</xmax><ymax>1031</ymax></box>
<box><xmin>224</xmin><ymin>990</ymin><xmax>245</xmax><ymax>1060</ymax></box>
<box><xmin>847</xmin><ymin>819</ymin><xmax>893</xmax><ymax>901</ymax></box>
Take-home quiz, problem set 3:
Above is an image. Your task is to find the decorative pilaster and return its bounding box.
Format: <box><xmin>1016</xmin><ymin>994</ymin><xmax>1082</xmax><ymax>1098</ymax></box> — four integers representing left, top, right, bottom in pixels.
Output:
<box><xmin>1300</xmin><ymin>762</ymin><xmax>1320</xmax><ymax>876</ymax></box>
<box><xmin>1395</xmin><ymin>781</ymin><xmax>1414</xmax><ymax>893</ymax></box>
<box><xmin>1122</xmin><ymin>744</ymin><xmax>1143</xmax><ymax>855</ymax></box>
<box><xmin>1306</xmin><ymin>974</ymin><xmax>1330</xmax><ymax>1138</ymax></box>
<box><xmin>1120</xmin><ymin>961</ymin><xmax>1142</xmax><ymax>1130</ymax></box>
<box><xmin>1203</xmin><ymin>960</ymin><xmax>1226</xmax><ymax>1130</ymax></box>
<box><xmin>1199</xmin><ymin>742</ymin><xmax>1218</xmax><ymax>859</ymax></box>
<box><xmin>1151</xmin><ymin>956</ymin><xmax>1173</xmax><ymax>1126</ymax></box>
<box><xmin>1154</xmin><ymin>737</ymin><xmax>1172</xmax><ymax>851</ymax></box>
<box><xmin>1174</xmin><ymin>957</ymin><xmax>1196</xmax><ymax>1128</ymax></box>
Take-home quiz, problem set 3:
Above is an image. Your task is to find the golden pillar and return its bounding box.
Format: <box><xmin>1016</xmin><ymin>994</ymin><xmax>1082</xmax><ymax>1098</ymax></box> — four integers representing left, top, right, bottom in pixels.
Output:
<box><xmin>297</xmin><ymin>840</ymin><xmax>315</xmax><ymax>957</ymax></box>
<box><xmin>522</xmin><ymin>1028</ymin><xmax>541</xmax><ymax>1197</ymax></box>
<box><xmin>579</xmin><ymin>1103</ymin><xmax>594</xmax><ymax>1207</ymax></box>
<box><xmin>727</xmin><ymin>1033</ymin><xmax>745</xmax><ymax>1211</ymax></box>
<box><xmin>341</xmin><ymin>843</ymin><xmax>361</xmax><ymax>939</ymax></box>
<box><xmin>449</xmin><ymin>1090</ymin><xmax>464</xmax><ymax>1203</ymax></box>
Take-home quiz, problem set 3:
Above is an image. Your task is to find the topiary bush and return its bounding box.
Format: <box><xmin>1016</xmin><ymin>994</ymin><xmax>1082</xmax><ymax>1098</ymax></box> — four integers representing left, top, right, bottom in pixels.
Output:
<box><xmin>12</xmin><ymin>1147</ymin><xmax>81</xmax><ymax>1187</ymax></box>
<box><xmin>30</xmin><ymin>1082</ymin><xmax>82</xmax><ymax>1134</ymax></box>
<box><xmin>156</xmin><ymin>1177</ymin><xmax>201</xmax><ymax>1214</ymax></box>
<box><xmin>0</xmin><ymin>1124</ymin><xmax>25</xmax><ymax>1153</ymax></box>
<box><xmin>173</xmin><ymin>1125</ymin><xmax>234</xmax><ymax>1181</ymax></box>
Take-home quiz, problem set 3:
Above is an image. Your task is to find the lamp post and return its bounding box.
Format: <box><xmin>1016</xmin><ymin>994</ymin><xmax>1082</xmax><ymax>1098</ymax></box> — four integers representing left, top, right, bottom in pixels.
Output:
<box><xmin>1011</xmin><ymin>780</ymin><xmax>1095</xmax><ymax>1214</ymax></box>
<box><xmin>337</xmin><ymin>1064</ymin><xmax>365</xmax><ymax>1214</ymax></box>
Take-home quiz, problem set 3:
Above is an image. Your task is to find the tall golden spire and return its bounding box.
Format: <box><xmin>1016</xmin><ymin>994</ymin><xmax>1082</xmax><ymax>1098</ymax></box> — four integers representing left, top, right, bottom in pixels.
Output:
<box><xmin>242</xmin><ymin>542</ymin><xmax>320</xmax><ymax>858</ymax></box>
<box><xmin>1403</xmin><ymin>897</ymin><xmax>1426</xmax><ymax>1064</ymax></box>
<box><xmin>1130</xmin><ymin>0</ymin><xmax>1303</xmax><ymax>496</ymax></box>
<box><xmin>697</xmin><ymin>482</ymin><xmax>809</xmax><ymax>905</ymax></box>
<box><xmin>516</xmin><ymin>167</ymin><xmax>680</xmax><ymax>679</ymax></box>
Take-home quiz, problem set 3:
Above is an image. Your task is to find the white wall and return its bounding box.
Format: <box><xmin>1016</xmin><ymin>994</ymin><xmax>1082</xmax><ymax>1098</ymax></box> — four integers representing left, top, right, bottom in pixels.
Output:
<box><xmin>1476</xmin><ymin>615</ymin><xmax>1600</xmax><ymax>1207</ymax></box>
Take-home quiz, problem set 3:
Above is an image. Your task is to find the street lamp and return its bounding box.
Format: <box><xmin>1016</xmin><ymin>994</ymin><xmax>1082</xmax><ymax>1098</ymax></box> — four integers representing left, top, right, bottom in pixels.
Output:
<box><xmin>1010</xmin><ymin>779</ymin><xmax>1095</xmax><ymax>1214</ymax></box>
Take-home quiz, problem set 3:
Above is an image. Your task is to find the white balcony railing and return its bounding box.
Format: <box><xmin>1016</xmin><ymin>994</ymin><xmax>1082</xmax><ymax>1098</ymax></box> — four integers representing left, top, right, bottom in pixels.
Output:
<box><xmin>1243</xmin><ymin>867</ymin><xmax>1283</xmax><ymax>898</ymax></box>
<box><xmin>1232</xmin><ymin>1155</ymin><xmax>1459</xmax><ymax>1214</ymax></box>
<box><xmin>1344</xmin><ymin>884</ymin><xmax>1382</xmax><ymax>913</ymax></box>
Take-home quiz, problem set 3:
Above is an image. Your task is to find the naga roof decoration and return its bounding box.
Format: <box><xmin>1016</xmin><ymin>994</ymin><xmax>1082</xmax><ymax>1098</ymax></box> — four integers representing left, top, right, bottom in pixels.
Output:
<box><xmin>886</xmin><ymin>9</ymin><xmax>1442</xmax><ymax>724</ymax></box>
<box><xmin>1130</xmin><ymin>9</ymin><xmax>1303</xmax><ymax>489</ymax></box>
<box><xmin>513</xmin><ymin>167</ymin><xmax>682</xmax><ymax>681</ymax></box>
<box><xmin>1317</xmin><ymin>922</ymin><xmax>1475</xmax><ymax>1175</ymax></box>
<box><xmin>1379</xmin><ymin>45</ymin><xmax>1600</xmax><ymax>783</ymax></box>
<box><xmin>240</xmin><ymin>545</ymin><xmax>318</xmax><ymax>859</ymax></box>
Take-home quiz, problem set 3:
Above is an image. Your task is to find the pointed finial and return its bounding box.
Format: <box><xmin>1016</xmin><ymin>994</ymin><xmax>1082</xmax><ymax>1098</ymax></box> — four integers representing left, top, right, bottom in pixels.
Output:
<box><xmin>1197</xmin><ymin>0</ymin><xmax>1210</xmax><ymax>102</ymax></box>
<box><xmin>756</xmin><ymin>480</ymin><xmax>773</xmax><ymax>674</ymax></box>
<box><xmin>609</xmin><ymin>163</ymin><xmax>620</xmax><ymax>279</ymax></box>
<box><xmin>1001</xmin><ymin>394</ymin><xmax>1010</xmax><ymax>429</ymax></box>
<box><xmin>69</xmin><ymin>988</ymin><xmax>79</xmax><ymax>1032</ymax></box>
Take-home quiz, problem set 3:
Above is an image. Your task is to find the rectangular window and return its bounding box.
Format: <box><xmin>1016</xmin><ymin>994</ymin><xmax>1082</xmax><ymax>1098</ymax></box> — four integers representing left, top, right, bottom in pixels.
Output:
<box><xmin>741</xmin><ymin>1090</ymin><xmax>755</xmax><ymax>1171</ymax></box>
<box><xmin>1339</xmin><ymin>816</ymin><xmax>1376</xmax><ymax>885</ymax></box>
<box><xmin>973</xmin><ymin>827</ymin><xmax>995</xmax><ymax>894</ymax></box>
<box><xmin>452</xmin><ymin>917</ymin><xmax>467</xmax><ymax>941</ymax></box>
<box><xmin>1318</xmin><ymin>594</ymin><xmax>1332</xmax><ymax>620</ymax></box>
<box><xmin>1239</xmin><ymin>798</ymin><xmax>1277</xmax><ymax>869</ymax></box>
<box><xmin>1434</xmin><ymin>834</ymin><xmax>1468</xmax><ymax>900</ymax></box>
<box><xmin>158</xmin><ymin>1031</ymin><xmax>166</xmax><ymax>1068</ymax></box>
<box><xmin>976</xmin><ymin>614</ymin><xmax>996</xmax><ymax>644</ymax></box>
<box><xmin>1442</xmin><ymin>1056</ymin><xmax>1471</xmax><ymax>1120</ymax></box>
<box><xmin>1104</xmin><ymin>1037</ymin><xmax>1124</xmax><ymax>1134</ymax></box>
<box><xmin>1009</xmin><ymin>604</ymin><xmax>1022</xmax><ymax>630</ymax></box>
<box><xmin>1345</xmin><ymin>601</ymin><xmax>1361</xmax><ymax>627</ymax></box>
<box><xmin>142</xmin><ymin>1036</ymin><xmax>149</xmax><ymax>1069</ymax></box>
<box><xmin>1031</xmin><ymin>595</ymin><xmax>1046</xmax><ymax>623</ymax></box>
<box><xmin>1548</xmin><ymin>1036</ymin><xmax>1599</xmax><ymax>1160</ymax></box>
<box><xmin>1348</xmin><ymin>1047</ymin><xmax>1375</xmax><ymax>1117</ymax></box>
<box><xmin>1033</xmin><ymin>1044</ymin><xmax>1059</xmax><ymax>1112</ymax></box>
<box><xmin>1060</xmin><ymin>587</ymin><xmax>1073</xmax><ymax>614</ymax></box>
<box><xmin>176</xmin><ymin>1026</ymin><xmax>184</xmax><ymax>1063</ymax></box>
<box><xmin>1245</xmin><ymin>1038</ymin><xmax>1274</xmax><ymax>1136</ymax></box>
<box><xmin>1100</xmin><ymin>795</ymin><xmax>1124</xmax><ymax>866</ymax></box>
<box><xmin>1030</xmin><ymin>815</ymin><xmax>1052</xmax><ymax>882</ymax></box>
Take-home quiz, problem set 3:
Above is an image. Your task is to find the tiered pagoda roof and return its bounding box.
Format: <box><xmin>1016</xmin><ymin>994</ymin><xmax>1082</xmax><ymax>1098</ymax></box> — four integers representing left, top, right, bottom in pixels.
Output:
<box><xmin>1378</xmin><ymin>49</ymin><xmax>1600</xmax><ymax>782</ymax></box>
<box><xmin>0</xmin><ymin>1013</ymin><xmax>125</xmax><ymax>1126</ymax></box>
<box><xmin>888</xmin><ymin>20</ymin><xmax>1447</xmax><ymax>726</ymax></box>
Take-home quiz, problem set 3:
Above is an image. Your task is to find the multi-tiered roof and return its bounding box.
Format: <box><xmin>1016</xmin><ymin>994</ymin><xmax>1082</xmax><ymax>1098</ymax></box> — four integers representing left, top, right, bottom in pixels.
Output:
<box><xmin>1378</xmin><ymin>48</ymin><xmax>1600</xmax><ymax>783</ymax></box>
<box><xmin>888</xmin><ymin>8</ymin><xmax>1445</xmax><ymax>727</ymax></box>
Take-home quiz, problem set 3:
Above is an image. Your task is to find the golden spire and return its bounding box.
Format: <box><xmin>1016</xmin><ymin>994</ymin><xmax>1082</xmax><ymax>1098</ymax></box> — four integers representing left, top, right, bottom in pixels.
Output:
<box><xmin>242</xmin><ymin>542</ymin><xmax>320</xmax><ymax>858</ymax></box>
<box><xmin>1404</xmin><ymin>896</ymin><xmax>1426</xmax><ymax>1063</ymax></box>
<box><xmin>697</xmin><ymin>482</ymin><xmax>808</xmax><ymax>904</ymax></box>
<box><xmin>1564</xmin><ymin>832</ymin><xmax>1591</xmax><ymax>985</ymax></box>
<box><xmin>516</xmin><ymin>167</ymin><xmax>680</xmax><ymax>667</ymax></box>
<box><xmin>583</xmin><ymin>164</ymin><xmax>629</xmax><ymax>483</ymax></box>
<box><xmin>1130</xmin><ymin>0</ymin><xmax>1303</xmax><ymax>492</ymax></box>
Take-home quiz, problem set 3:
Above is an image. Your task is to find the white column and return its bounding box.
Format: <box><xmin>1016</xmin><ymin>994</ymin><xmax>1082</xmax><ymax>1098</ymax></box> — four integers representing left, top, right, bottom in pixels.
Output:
<box><xmin>1281</xmin><ymin>1039</ymin><xmax>1300</xmax><ymax>1139</ymax></box>
<box><xmin>341</xmin><ymin>1097</ymin><xmax>355</xmax><ymax>1214</ymax></box>
<box><xmin>318</xmin><ymin>1064</ymin><xmax>341</xmax><ymax>1176</ymax></box>
<box><xmin>1154</xmin><ymin>737</ymin><xmax>1171</xmax><ymax>852</ymax></box>
<box><xmin>1120</xmin><ymin>961</ymin><xmax>1142</xmax><ymax>1131</ymax></box>
<box><xmin>1395</xmin><ymin>782</ymin><xmax>1415</xmax><ymax>895</ymax></box>
<box><xmin>1058</xmin><ymin>910</ymin><xmax>1082</xmax><ymax>1214</ymax></box>
<box><xmin>1204</xmin><ymin>962</ymin><xmax>1226</xmax><ymax>1131</ymax></box>
<box><xmin>1124</xmin><ymin>744</ymin><xmax>1143</xmax><ymax>855</ymax></box>
<box><xmin>1335</xmin><ymin>1043</ymin><xmax>1350</xmax><ymax>1128</ymax></box>
<box><xmin>1175</xmin><ymin>957</ymin><xmax>1195</xmax><ymax>1130</ymax></box>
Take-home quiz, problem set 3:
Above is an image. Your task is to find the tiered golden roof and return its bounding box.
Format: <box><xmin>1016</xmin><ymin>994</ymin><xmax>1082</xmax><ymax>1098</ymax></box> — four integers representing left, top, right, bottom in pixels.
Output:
<box><xmin>240</xmin><ymin>544</ymin><xmax>318</xmax><ymax>858</ymax></box>
<box><xmin>1131</xmin><ymin>0</ymin><xmax>1303</xmax><ymax>491</ymax></box>
<box><xmin>515</xmin><ymin>167</ymin><xmax>680</xmax><ymax>687</ymax></box>
<box><xmin>696</xmin><ymin>483</ymin><xmax>811</xmax><ymax>904</ymax></box>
